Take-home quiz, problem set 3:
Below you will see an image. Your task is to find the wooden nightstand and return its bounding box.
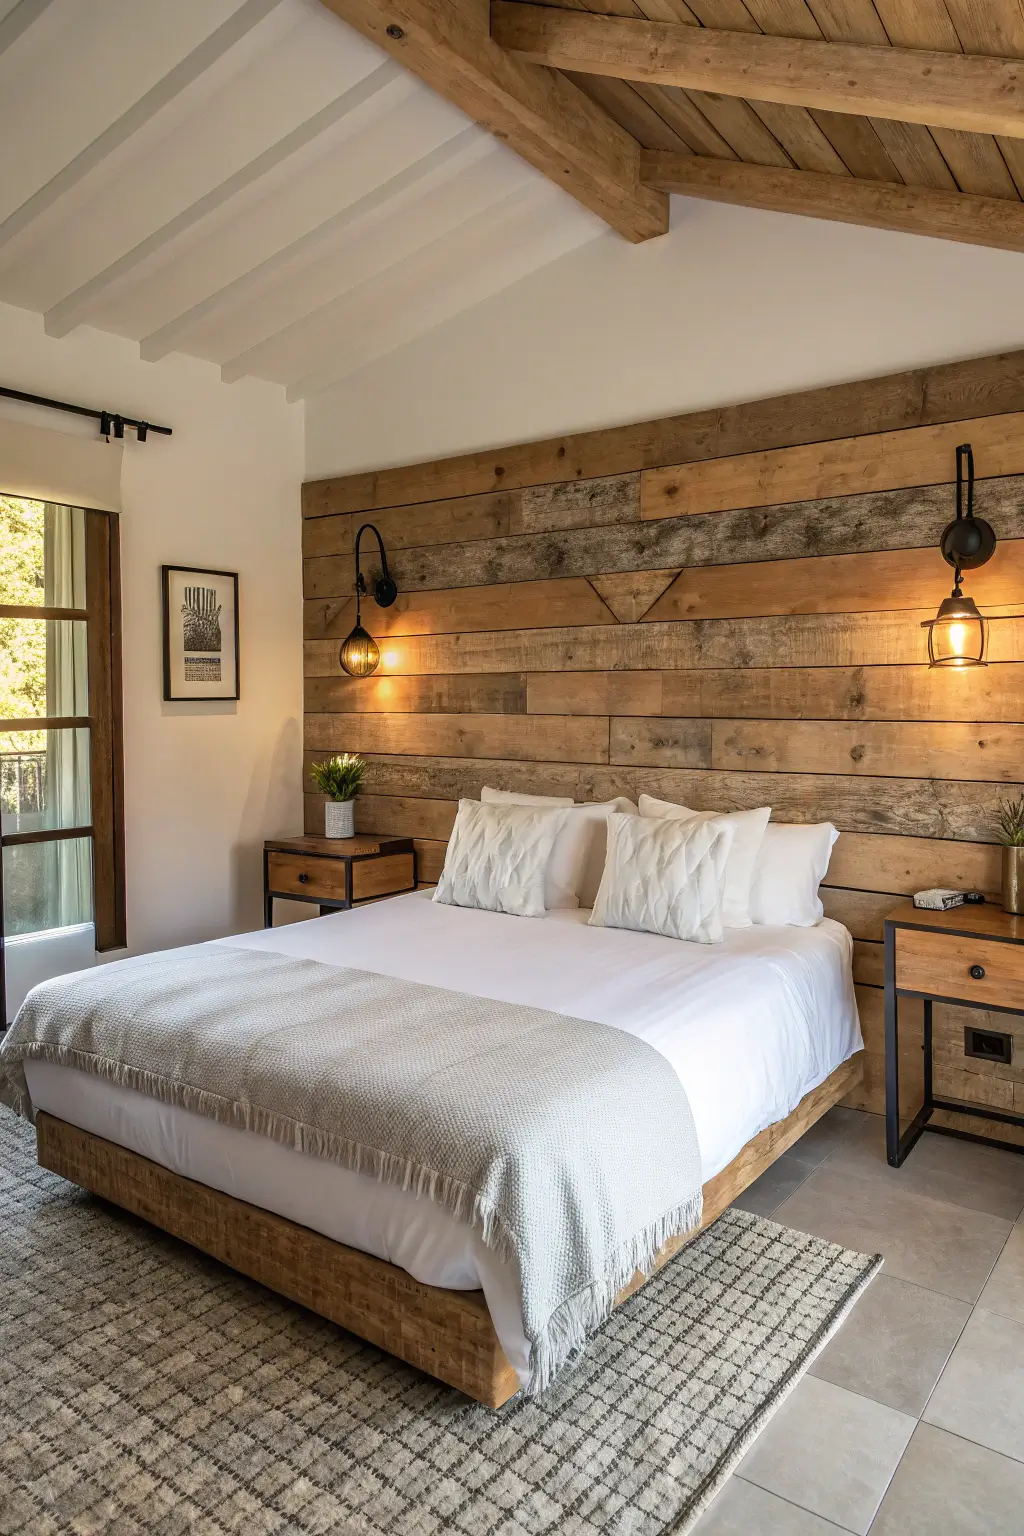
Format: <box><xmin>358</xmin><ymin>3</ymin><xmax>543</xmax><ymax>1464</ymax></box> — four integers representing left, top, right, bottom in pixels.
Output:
<box><xmin>884</xmin><ymin>900</ymin><xmax>1024</xmax><ymax>1167</ymax></box>
<box><xmin>263</xmin><ymin>835</ymin><xmax>416</xmax><ymax>926</ymax></box>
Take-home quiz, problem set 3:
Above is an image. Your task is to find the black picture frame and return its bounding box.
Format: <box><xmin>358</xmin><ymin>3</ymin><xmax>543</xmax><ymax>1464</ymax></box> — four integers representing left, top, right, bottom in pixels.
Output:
<box><xmin>161</xmin><ymin>565</ymin><xmax>240</xmax><ymax>701</ymax></box>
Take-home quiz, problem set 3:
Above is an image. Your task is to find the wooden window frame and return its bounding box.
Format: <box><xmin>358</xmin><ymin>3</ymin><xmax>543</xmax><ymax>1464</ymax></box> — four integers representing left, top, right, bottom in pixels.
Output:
<box><xmin>0</xmin><ymin>506</ymin><xmax>125</xmax><ymax>1025</ymax></box>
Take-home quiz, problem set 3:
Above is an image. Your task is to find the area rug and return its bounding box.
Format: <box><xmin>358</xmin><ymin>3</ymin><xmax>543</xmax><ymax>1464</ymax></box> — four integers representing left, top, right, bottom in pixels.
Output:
<box><xmin>0</xmin><ymin>1109</ymin><xmax>881</xmax><ymax>1536</ymax></box>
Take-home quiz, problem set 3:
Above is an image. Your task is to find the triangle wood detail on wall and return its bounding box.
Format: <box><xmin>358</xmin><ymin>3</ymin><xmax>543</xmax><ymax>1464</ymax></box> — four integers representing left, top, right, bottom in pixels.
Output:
<box><xmin>588</xmin><ymin>570</ymin><xmax>680</xmax><ymax>624</ymax></box>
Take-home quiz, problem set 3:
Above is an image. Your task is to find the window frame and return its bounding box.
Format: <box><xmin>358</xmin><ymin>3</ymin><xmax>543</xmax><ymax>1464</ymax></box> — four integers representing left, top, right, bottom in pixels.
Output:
<box><xmin>0</xmin><ymin>505</ymin><xmax>125</xmax><ymax>1024</ymax></box>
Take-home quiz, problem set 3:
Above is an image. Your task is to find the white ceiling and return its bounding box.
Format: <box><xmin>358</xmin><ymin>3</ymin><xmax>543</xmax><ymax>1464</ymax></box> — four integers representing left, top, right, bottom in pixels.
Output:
<box><xmin>0</xmin><ymin>0</ymin><xmax>604</xmax><ymax>400</ymax></box>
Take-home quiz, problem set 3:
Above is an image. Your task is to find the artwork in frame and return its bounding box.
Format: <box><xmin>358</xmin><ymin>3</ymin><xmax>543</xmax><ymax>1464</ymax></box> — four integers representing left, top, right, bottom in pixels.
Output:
<box><xmin>162</xmin><ymin>565</ymin><xmax>239</xmax><ymax>701</ymax></box>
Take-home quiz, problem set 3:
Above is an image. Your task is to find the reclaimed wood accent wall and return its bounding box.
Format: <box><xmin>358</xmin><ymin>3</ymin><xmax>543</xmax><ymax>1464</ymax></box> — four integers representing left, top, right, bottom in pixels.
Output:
<box><xmin>303</xmin><ymin>349</ymin><xmax>1024</xmax><ymax>1133</ymax></box>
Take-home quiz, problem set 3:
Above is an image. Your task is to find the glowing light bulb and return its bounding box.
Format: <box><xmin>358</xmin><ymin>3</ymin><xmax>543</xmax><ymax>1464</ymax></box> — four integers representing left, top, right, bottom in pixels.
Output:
<box><xmin>948</xmin><ymin>622</ymin><xmax>967</xmax><ymax>656</ymax></box>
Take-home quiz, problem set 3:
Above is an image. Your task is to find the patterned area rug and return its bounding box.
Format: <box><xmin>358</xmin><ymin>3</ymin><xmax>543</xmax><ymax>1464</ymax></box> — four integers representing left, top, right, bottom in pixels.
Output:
<box><xmin>0</xmin><ymin>1108</ymin><xmax>881</xmax><ymax>1536</ymax></box>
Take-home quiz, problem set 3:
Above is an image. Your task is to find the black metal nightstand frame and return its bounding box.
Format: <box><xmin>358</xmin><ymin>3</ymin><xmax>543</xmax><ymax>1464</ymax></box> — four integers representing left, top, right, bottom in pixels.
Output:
<box><xmin>884</xmin><ymin>918</ymin><xmax>1024</xmax><ymax>1168</ymax></box>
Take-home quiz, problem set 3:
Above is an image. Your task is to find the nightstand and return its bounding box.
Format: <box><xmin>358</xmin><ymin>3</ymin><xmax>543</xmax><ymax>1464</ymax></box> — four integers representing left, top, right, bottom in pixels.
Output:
<box><xmin>884</xmin><ymin>900</ymin><xmax>1024</xmax><ymax>1167</ymax></box>
<box><xmin>263</xmin><ymin>835</ymin><xmax>416</xmax><ymax>926</ymax></box>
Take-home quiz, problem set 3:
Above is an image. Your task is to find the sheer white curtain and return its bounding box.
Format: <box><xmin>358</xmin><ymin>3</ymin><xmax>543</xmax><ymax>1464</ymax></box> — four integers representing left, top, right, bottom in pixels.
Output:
<box><xmin>43</xmin><ymin>502</ymin><xmax>90</xmax><ymax>929</ymax></box>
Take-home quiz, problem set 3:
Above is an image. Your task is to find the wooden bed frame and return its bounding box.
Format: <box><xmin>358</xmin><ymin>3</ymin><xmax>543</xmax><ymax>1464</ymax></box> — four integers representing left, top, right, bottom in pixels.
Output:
<box><xmin>36</xmin><ymin>1052</ymin><xmax>862</xmax><ymax>1408</ymax></box>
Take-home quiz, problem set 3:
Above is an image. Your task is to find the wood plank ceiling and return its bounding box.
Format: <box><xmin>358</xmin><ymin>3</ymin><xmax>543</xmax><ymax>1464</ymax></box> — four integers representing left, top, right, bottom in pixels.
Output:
<box><xmin>492</xmin><ymin>0</ymin><xmax>1024</xmax><ymax>239</ymax></box>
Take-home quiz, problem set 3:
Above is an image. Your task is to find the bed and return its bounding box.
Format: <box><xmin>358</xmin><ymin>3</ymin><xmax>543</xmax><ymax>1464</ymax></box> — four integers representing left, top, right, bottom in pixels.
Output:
<box><xmin>13</xmin><ymin>890</ymin><xmax>863</xmax><ymax>1407</ymax></box>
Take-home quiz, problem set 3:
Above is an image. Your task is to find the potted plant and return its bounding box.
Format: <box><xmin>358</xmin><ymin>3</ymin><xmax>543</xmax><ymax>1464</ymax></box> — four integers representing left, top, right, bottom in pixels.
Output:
<box><xmin>310</xmin><ymin>753</ymin><xmax>365</xmax><ymax>839</ymax></box>
<box><xmin>998</xmin><ymin>794</ymin><xmax>1024</xmax><ymax>915</ymax></box>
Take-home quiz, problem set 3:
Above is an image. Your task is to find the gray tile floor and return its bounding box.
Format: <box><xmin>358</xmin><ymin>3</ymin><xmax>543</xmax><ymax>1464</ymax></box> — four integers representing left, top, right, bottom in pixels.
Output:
<box><xmin>693</xmin><ymin>1109</ymin><xmax>1024</xmax><ymax>1535</ymax></box>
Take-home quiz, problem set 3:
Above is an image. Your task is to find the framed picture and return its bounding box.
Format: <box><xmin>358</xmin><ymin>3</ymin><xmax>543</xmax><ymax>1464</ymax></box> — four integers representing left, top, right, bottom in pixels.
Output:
<box><xmin>162</xmin><ymin>565</ymin><xmax>239</xmax><ymax>701</ymax></box>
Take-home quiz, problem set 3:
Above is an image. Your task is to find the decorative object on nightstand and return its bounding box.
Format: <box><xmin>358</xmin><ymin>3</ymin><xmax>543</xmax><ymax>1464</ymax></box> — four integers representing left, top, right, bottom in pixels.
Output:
<box><xmin>263</xmin><ymin>835</ymin><xmax>415</xmax><ymax>926</ymax></box>
<box><xmin>998</xmin><ymin>795</ymin><xmax>1024</xmax><ymax>916</ymax></box>
<box><xmin>884</xmin><ymin>899</ymin><xmax>1024</xmax><ymax>1167</ymax></box>
<box><xmin>309</xmin><ymin>753</ymin><xmax>365</xmax><ymax>839</ymax></box>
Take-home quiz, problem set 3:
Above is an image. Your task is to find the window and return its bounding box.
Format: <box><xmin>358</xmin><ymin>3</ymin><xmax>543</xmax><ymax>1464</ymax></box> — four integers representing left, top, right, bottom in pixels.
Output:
<box><xmin>0</xmin><ymin>496</ymin><xmax>124</xmax><ymax>1022</ymax></box>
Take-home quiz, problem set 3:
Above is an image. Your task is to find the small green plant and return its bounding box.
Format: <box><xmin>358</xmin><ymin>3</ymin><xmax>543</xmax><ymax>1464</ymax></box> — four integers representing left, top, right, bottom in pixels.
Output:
<box><xmin>997</xmin><ymin>794</ymin><xmax>1024</xmax><ymax>847</ymax></box>
<box><xmin>309</xmin><ymin>753</ymin><xmax>365</xmax><ymax>802</ymax></box>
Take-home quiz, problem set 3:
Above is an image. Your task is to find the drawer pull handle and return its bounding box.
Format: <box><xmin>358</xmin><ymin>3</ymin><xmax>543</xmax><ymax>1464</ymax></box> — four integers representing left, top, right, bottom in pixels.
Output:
<box><xmin>969</xmin><ymin>964</ymin><xmax>986</xmax><ymax>980</ymax></box>
<box><xmin>297</xmin><ymin>873</ymin><xmax>308</xmax><ymax>884</ymax></box>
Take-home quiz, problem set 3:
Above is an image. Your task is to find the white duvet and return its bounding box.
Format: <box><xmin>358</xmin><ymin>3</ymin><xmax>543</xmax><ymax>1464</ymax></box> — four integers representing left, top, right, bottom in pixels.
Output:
<box><xmin>24</xmin><ymin>890</ymin><xmax>862</xmax><ymax>1385</ymax></box>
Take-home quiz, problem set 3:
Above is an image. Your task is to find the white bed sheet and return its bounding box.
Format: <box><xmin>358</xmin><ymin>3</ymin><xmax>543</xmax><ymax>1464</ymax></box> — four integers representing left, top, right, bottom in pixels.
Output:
<box><xmin>24</xmin><ymin>891</ymin><xmax>862</xmax><ymax>1386</ymax></box>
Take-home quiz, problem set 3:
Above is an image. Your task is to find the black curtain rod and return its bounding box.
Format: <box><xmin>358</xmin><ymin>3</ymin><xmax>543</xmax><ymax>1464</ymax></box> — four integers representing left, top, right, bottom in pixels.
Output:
<box><xmin>0</xmin><ymin>385</ymin><xmax>172</xmax><ymax>442</ymax></box>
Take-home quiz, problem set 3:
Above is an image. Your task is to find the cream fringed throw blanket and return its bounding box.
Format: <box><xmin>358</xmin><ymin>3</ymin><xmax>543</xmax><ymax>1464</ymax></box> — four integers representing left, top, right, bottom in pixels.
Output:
<box><xmin>0</xmin><ymin>943</ymin><xmax>703</xmax><ymax>1393</ymax></box>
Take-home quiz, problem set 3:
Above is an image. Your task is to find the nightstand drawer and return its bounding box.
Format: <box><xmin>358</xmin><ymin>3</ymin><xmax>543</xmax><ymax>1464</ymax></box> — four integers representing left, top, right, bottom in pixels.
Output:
<box><xmin>267</xmin><ymin>850</ymin><xmax>414</xmax><ymax>903</ymax></box>
<box><xmin>896</xmin><ymin>927</ymin><xmax>1024</xmax><ymax>1008</ymax></box>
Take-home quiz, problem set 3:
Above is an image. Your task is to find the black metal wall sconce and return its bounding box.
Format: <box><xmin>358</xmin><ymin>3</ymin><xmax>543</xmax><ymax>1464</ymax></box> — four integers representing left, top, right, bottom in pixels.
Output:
<box><xmin>921</xmin><ymin>443</ymin><xmax>1013</xmax><ymax>668</ymax></box>
<box><xmin>339</xmin><ymin>523</ymin><xmax>398</xmax><ymax>677</ymax></box>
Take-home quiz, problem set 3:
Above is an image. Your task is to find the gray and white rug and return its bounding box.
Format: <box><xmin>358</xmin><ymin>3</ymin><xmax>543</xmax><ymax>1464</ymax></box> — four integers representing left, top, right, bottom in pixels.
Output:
<box><xmin>0</xmin><ymin>1109</ymin><xmax>881</xmax><ymax>1535</ymax></box>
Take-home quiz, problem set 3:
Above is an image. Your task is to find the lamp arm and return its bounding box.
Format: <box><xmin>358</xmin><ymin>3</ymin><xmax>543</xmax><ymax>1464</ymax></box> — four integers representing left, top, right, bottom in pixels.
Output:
<box><xmin>956</xmin><ymin>443</ymin><xmax>975</xmax><ymax>521</ymax></box>
<box><xmin>352</xmin><ymin>522</ymin><xmax>397</xmax><ymax>609</ymax></box>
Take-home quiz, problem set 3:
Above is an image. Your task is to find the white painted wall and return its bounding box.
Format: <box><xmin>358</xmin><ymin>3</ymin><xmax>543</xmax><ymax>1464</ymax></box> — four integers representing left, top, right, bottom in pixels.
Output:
<box><xmin>305</xmin><ymin>198</ymin><xmax>1024</xmax><ymax>479</ymax></box>
<box><xmin>0</xmin><ymin>301</ymin><xmax>304</xmax><ymax>992</ymax></box>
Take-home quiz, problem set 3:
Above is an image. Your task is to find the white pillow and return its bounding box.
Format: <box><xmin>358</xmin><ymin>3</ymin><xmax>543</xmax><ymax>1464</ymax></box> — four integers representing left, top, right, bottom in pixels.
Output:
<box><xmin>481</xmin><ymin>787</ymin><xmax>637</xmax><ymax>909</ymax></box>
<box><xmin>433</xmin><ymin>800</ymin><xmax>569</xmax><ymax>919</ymax></box>
<box><xmin>747</xmin><ymin>822</ymin><xmax>840</xmax><ymax>927</ymax></box>
<box><xmin>638</xmin><ymin>794</ymin><xmax>770</xmax><ymax>928</ymax></box>
<box><xmin>589</xmin><ymin>811</ymin><xmax>733</xmax><ymax>944</ymax></box>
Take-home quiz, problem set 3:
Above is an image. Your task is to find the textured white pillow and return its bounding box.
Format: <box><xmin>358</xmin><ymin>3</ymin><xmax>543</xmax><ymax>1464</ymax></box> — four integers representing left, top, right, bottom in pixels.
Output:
<box><xmin>747</xmin><ymin>822</ymin><xmax>840</xmax><ymax>927</ymax></box>
<box><xmin>589</xmin><ymin>811</ymin><xmax>733</xmax><ymax>943</ymax></box>
<box><xmin>638</xmin><ymin>794</ymin><xmax>770</xmax><ymax>928</ymax></box>
<box><xmin>434</xmin><ymin>800</ymin><xmax>569</xmax><ymax>918</ymax></box>
<box><xmin>481</xmin><ymin>787</ymin><xmax>637</xmax><ymax>908</ymax></box>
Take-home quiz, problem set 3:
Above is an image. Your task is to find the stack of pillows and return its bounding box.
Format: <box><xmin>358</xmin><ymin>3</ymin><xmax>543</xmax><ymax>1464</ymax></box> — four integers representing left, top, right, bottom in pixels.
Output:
<box><xmin>432</xmin><ymin>787</ymin><xmax>838</xmax><ymax>944</ymax></box>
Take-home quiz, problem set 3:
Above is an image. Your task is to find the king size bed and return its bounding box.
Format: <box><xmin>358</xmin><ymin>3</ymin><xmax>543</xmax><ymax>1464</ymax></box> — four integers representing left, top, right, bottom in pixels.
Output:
<box><xmin>0</xmin><ymin>883</ymin><xmax>863</xmax><ymax>1408</ymax></box>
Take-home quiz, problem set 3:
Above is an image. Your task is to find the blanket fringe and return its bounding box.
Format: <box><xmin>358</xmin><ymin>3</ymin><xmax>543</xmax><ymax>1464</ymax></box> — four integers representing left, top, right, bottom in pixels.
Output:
<box><xmin>2</xmin><ymin>1041</ymin><xmax>702</xmax><ymax>1394</ymax></box>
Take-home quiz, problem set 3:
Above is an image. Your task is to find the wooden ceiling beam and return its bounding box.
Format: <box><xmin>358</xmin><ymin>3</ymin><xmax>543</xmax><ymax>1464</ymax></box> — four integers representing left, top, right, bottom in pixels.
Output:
<box><xmin>316</xmin><ymin>1</ymin><xmax>667</xmax><ymax>242</ymax></box>
<box><xmin>641</xmin><ymin>152</ymin><xmax>1024</xmax><ymax>255</ymax></box>
<box><xmin>492</xmin><ymin>2</ymin><xmax>1024</xmax><ymax>141</ymax></box>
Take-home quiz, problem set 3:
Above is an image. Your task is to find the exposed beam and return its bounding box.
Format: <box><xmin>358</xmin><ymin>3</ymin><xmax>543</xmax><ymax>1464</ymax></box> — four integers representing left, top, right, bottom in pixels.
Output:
<box><xmin>0</xmin><ymin>0</ymin><xmax>284</xmax><ymax>255</ymax></box>
<box><xmin>641</xmin><ymin>152</ymin><xmax>1024</xmax><ymax>255</ymax></box>
<box><xmin>0</xmin><ymin>0</ymin><xmax>56</xmax><ymax>59</ymax></box>
<box><xmin>316</xmin><ymin>0</ymin><xmax>667</xmax><ymax>242</ymax></box>
<box><xmin>43</xmin><ymin>62</ymin><xmax>404</xmax><ymax>340</ymax></box>
<box><xmin>141</xmin><ymin>126</ymin><xmax>486</xmax><ymax>364</ymax></box>
<box><xmin>492</xmin><ymin>2</ymin><xmax>1024</xmax><ymax>141</ymax></box>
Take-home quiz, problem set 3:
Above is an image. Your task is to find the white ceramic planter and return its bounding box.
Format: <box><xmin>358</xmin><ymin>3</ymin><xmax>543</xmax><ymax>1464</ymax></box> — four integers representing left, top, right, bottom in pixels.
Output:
<box><xmin>325</xmin><ymin>799</ymin><xmax>355</xmax><ymax>839</ymax></box>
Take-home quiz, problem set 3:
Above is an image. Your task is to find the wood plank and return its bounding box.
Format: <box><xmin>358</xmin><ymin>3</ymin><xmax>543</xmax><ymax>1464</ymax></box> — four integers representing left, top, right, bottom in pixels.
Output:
<box><xmin>304</xmin><ymin>713</ymin><xmax>610</xmax><ymax>765</ymax></box>
<box><xmin>302</xmin><ymin>577</ymin><xmax>617</xmax><ymax>631</ymax></box>
<box><xmin>303</xmin><ymin>476</ymin><xmax>1024</xmax><ymax>593</ymax></box>
<box><xmin>644</xmin><ymin>541</ymin><xmax>1024</xmax><ymax>621</ymax></box>
<box><xmin>299</xmin><ymin>349</ymin><xmax>1024</xmax><ymax>512</ymax></box>
<box><xmin>516</xmin><ymin>472</ymin><xmax>640</xmax><ymax>533</ymax></box>
<box><xmin>822</xmin><ymin>887</ymin><xmax>903</xmax><ymax>941</ymax></box>
<box><xmin>315</xmin><ymin>2</ymin><xmax>667</xmax><ymax>242</ymax></box>
<box><xmin>848</xmin><ymin>986</ymin><xmax>924</xmax><ymax>1115</ymax></box>
<box><xmin>493</xmin><ymin>4</ymin><xmax>1024</xmax><ymax>138</ymax></box>
<box><xmin>413</xmin><ymin>839</ymin><xmax>447</xmax><ymax>884</ymax></box>
<box><xmin>301</xmin><ymin>489</ymin><xmax>517</xmax><ymax>544</ymax></box>
<box><xmin>657</xmin><ymin>664</ymin><xmax>1024</xmax><ymax>725</ymax></box>
<box><xmin>641</xmin><ymin>411</ymin><xmax>1024</xmax><ymax>521</ymax></box>
<box><xmin>825</xmin><ymin>833</ymin><xmax>1002</xmax><ymax>898</ymax></box>
<box><xmin>641</xmin><ymin>151</ymin><xmax>1024</xmax><ymax>253</ymax></box>
<box><xmin>334</xmin><ymin>757</ymin><xmax>1017</xmax><ymax>842</ymax></box>
<box><xmin>305</xmin><ymin>608</ymin><xmax>1024</xmax><ymax>677</ymax></box>
<box><xmin>527</xmin><ymin>670</ymin><xmax>664</xmax><ymax>716</ymax></box>
<box><xmin>609</xmin><ymin>716</ymin><xmax>712</xmax><ymax>768</ymax></box>
<box><xmin>305</xmin><ymin>673</ymin><xmax>527</xmax><ymax>715</ymax></box>
<box><xmin>853</xmin><ymin>939</ymin><xmax>884</xmax><ymax>987</ymax></box>
<box><xmin>588</xmin><ymin>570</ymin><xmax>680</xmax><ymax>622</ymax></box>
<box><xmin>713</xmin><ymin>718</ymin><xmax>1024</xmax><ymax>784</ymax></box>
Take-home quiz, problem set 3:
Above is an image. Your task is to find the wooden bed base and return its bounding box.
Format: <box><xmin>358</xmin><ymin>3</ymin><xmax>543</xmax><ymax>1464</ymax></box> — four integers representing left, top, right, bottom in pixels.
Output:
<box><xmin>36</xmin><ymin>1052</ymin><xmax>862</xmax><ymax>1409</ymax></box>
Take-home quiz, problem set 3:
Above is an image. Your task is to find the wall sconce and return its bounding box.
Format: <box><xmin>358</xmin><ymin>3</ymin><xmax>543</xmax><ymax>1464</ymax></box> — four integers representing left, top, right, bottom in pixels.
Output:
<box><xmin>921</xmin><ymin>444</ymin><xmax>997</xmax><ymax>668</ymax></box>
<box><xmin>339</xmin><ymin>523</ymin><xmax>397</xmax><ymax>678</ymax></box>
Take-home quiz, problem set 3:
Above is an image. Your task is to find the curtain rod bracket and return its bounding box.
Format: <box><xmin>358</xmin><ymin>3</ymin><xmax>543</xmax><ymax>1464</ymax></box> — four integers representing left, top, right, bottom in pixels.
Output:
<box><xmin>1</xmin><ymin>385</ymin><xmax>171</xmax><ymax>441</ymax></box>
